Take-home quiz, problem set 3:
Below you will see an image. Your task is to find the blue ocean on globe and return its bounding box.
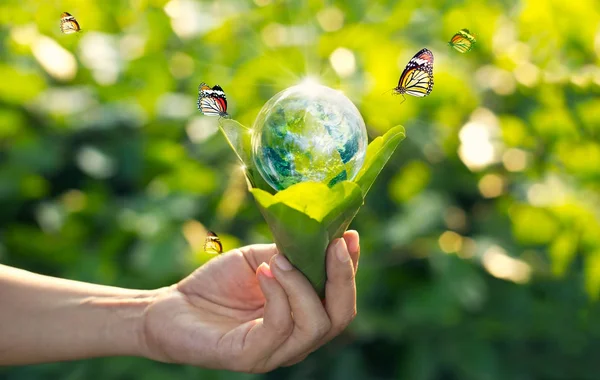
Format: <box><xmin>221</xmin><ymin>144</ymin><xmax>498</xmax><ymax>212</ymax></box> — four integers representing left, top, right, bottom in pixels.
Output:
<box><xmin>251</xmin><ymin>83</ymin><xmax>368</xmax><ymax>191</ymax></box>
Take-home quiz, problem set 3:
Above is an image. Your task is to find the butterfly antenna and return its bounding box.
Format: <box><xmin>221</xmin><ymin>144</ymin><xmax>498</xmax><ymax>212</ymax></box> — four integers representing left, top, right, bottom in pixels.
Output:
<box><xmin>381</xmin><ymin>88</ymin><xmax>395</xmax><ymax>96</ymax></box>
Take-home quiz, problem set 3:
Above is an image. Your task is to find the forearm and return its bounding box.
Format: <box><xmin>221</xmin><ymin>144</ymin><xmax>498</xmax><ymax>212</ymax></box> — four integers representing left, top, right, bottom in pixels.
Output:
<box><xmin>0</xmin><ymin>264</ymin><xmax>159</xmax><ymax>365</ymax></box>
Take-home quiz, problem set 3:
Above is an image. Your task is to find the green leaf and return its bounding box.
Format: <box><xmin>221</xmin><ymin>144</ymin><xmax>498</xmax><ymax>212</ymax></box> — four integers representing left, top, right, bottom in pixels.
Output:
<box><xmin>251</xmin><ymin>186</ymin><xmax>329</xmax><ymax>293</ymax></box>
<box><xmin>218</xmin><ymin>118</ymin><xmax>275</xmax><ymax>194</ymax></box>
<box><xmin>251</xmin><ymin>182</ymin><xmax>362</xmax><ymax>296</ymax></box>
<box><xmin>218</xmin><ymin>118</ymin><xmax>251</xmax><ymax>165</ymax></box>
<box><xmin>355</xmin><ymin>125</ymin><xmax>406</xmax><ymax>195</ymax></box>
<box><xmin>248</xmin><ymin>126</ymin><xmax>405</xmax><ymax>295</ymax></box>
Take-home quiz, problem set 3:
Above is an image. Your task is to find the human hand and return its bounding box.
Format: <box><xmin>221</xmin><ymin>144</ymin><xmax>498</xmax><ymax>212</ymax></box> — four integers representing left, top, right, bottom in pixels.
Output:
<box><xmin>141</xmin><ymin>230</ymin><xmax>360</xmax><ymax>373</ymax></box>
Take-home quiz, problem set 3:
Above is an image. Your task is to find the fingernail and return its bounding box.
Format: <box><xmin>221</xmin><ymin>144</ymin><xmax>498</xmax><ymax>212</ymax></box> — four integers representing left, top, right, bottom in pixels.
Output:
<box><xmin>335</xmin><ymin>239</ymin><xmax>350</xmax><ymax>262</ymax></box>
<box><xmin>259</xmin><ymin>263</ymin><xmax>274</xmax><ymax>278</ymax></box>
<box><xmin>274</xmin><ymin>254</ymin><xmax>293</xmax><ymax>271</ymax></box>
<box><xmin>345</xmin><ymin>230</ymin><xmax>359</xmax><ymax>254</ymax></box>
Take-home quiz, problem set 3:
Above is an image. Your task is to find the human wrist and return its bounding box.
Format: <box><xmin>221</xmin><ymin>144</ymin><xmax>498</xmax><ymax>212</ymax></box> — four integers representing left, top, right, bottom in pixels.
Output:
<box><xmin>82</xmin><ymin>288</ymin><xmax>163</xmax><ymax>359</ymax></box>
<box><xmin>0</xmin><ymin>265</ymin><xmax>171</xmax><ymax>365</ymax></box>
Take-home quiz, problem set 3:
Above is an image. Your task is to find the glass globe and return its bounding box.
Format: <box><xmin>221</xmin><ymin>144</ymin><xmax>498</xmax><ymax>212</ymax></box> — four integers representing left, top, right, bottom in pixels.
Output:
<box><xmin>251</xmin><ymin>82</ymin><xmax>368</xmax><ymax>191</ymax></box>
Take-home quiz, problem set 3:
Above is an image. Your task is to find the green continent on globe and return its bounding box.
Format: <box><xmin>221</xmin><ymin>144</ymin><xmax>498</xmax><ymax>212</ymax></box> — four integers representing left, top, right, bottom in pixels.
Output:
<box><xmin>251</xmin><ymin>83</ymin><xmax>368</xmax><ymax>191</ymax></box>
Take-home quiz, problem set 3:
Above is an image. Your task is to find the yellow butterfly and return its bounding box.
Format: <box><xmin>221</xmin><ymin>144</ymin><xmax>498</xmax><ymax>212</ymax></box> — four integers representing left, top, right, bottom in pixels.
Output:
<box><xmin>204</xmin><ymin>231</ymin><xmax>223</xmax><ymax>254</ymax></box>
<box><xmin>393</xmin><ymin>48</ymin><xmax>434</xmax><ymax>102</ymax></box>
<box><xmin>60</xmin><ymin>12</ymin><xmax>81</xmax><ymax>34</ymax></box>
<box><xmin>449</xmin><ymin>29</ymin><xmax>476</xmax><ymax>53</ymax></box>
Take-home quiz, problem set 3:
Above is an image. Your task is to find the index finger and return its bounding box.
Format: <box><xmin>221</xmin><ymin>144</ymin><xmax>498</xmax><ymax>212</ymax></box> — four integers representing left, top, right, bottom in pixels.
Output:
<box><xmin>237</xmin><ymin>244</ymin><xmax>280</xmax><ymax>271</ymax></box>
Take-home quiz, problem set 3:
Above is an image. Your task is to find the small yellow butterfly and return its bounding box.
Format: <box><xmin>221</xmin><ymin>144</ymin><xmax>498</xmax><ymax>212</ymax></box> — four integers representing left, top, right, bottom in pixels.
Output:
<box><xmin>204</xmin><ymin>231</ymin><xmax>223</xmax><ymax>254</ymax></box>
<box><xmin>449</xmin><ymin>29</ymin><xmax>476</xmax><ymax>53</ymax></box>
<box><xmin>60</xmin><ymin>12</ymin><xmax>81</xmax><ymax>34</ymax></box>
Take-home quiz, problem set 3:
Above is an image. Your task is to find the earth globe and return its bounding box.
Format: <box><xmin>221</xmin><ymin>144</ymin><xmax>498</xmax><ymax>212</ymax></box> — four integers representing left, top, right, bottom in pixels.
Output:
<box><xmin>251</xmin><ymin>81</ymin><xmax>368</xmax><ymax>191</ymax></box>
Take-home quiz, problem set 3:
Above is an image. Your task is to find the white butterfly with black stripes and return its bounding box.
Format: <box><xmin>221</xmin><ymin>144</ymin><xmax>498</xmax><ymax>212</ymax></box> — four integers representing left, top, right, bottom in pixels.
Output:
<box><xmin>197</xmin><ymin>83</ymin><xmax>229</xmax><ymax>118</ymax></box>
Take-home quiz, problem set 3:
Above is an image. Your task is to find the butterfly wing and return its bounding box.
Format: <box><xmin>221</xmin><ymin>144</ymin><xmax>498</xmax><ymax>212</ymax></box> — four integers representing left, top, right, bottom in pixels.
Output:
<box><xmin>459</xmin><ymin>29</ymin><xmax>476</xmax><ymax>41</ymax></box>
<box><xmin>61</xmin><ymin>20</ymin><xmax>81</xmax><ymax>34</ymax></box>
<box><xmin>449</xmin><ymin>34</ymin><xmax>470</xmax><ymax>52</ymax></box>
<box><xmin>396</xmin><ymin>48</ymin><xmax>434</xmax><ymax>97</ymax></box>
<box><xmin>449</xmin><ymin>29</ymin><xmax>476</xmax><ymax>53</ymax></box>
<box><xmin>211</xmin><ymin>85</ymin><xmax>227</xmax><ymax>112</ymax></box>
<box><xmin>401</xmin><ymin>67</ymin><xmax>434</xmax><ymax>97</ymax></box>
<box><xmin>204</xmin><ymin>240</ymin><xmax>223</xmax><ymax>254</ymax></box>
<box><xmin>204</xmin><ymin>231</ymin><xmax>223</xmax><ymax>254</ymax></box>
<box><xmin>60</xmin><ymin>12</ymin><xmax>81</xmax><ymax>34</ymax></box>
<box><xmin>449</xmin><ymin>33</ymin><xmax>475</xmax><ymax>53</ymax></box>
<box><xmin>197</xmin><ymin>83</ymin><xmax>228</xmax><ymax>117</ymax></box>
<box><xmin>199</xmin><ymin>97</ymin><xmax>225</xmax><ymax>116</ymax></box>
<box><xmin>198</xmin><ymin>83</ymin><xmax>211</xmax><ymax>95</ymax></box>
<box><xmin>215</xmin><ymin>95</ymin><xmax>227</xmax><ymax>114</ymax></box>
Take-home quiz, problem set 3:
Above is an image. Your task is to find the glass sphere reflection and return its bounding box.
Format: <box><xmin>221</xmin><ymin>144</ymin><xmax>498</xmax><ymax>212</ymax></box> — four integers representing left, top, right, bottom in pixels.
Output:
<box><xmin>251</xmin><ymin>83</ymin><xmax>368</xmax><ymax>191</ymax></box>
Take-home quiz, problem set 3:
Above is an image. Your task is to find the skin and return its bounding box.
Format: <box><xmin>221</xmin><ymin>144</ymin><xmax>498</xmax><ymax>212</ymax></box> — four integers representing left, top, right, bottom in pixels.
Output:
<box><xmin>0</xmin><ymin>230</ymin><xmax>360</xmax><ymax>373</ymax></box>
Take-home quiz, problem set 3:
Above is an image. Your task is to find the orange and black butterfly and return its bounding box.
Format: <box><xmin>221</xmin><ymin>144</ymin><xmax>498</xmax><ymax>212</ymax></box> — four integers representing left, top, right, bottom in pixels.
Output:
<box><xmin>393</xmin><ymin>48</ymin><xmax>434</xmax><ymax>102</ymax></box>
<box><xmin>449</xmin><ymin>29</ymin><xmax>476</xmax><ymax>53</ymax></box>
<box><xmin>204</xmin><ymin>231</ymin><xmax>223</xmax><ymax>254</ymax></box>
<box><xmin>60</xmin><ymin>12</ymin><xmax>81</xmax><ymax>34</ymax></box>
<box><xmin>197</xmin><ymin>83</ymin><xmax>229</xmax><ymax>118</ymax></box>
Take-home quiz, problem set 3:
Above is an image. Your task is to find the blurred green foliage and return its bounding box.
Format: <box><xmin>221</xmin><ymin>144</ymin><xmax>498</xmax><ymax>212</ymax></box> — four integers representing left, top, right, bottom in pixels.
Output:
<box><xmin>1</xmin><ymin>0</ymin><xmax>600</xmax><ymax>379</ymax></box>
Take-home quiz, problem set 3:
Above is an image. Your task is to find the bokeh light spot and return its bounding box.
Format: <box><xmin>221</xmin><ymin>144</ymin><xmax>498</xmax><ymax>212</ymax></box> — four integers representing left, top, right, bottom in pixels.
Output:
<box><xmin>478</xmin><ymin>174</ymin><xmax>505</xmax><ymax>198</ymax></box>
<box><xmin>32</xmin><ymin>36</ymin><xmax>77</xmax><ymax>81</ymax></box>
<box><xmin>61</xmin><ymin>190</ymin><xmax>87</xmax><ymax>212</ymax></box>
<box><xmin>444</xmin><ymin>206</ymin><xmax>467</xmax><ymax>231</ymax></box>
<box><xmin>79</xmin><ymin>32</ymin><xmax>121</xmax><ymax>85</ymax></box>
<box><xmin>316</xmin><ymin>7</ymin><xmax>344</xmax><ymax>32</ymax></box>
<box><xmin>502</xmin><ymin>148</ymin><xmax>528</xmax><ymax>172</ymax></box>
<box><xmin>169</xmin><ymin>52</ymin><xmax>195</xmax><ymax>79</ymax></box>
<box><xmin>186</xmin><ymin>116</ymin><xmax>218</xmax><ymax>143</ymax></box>
<box><xmin>482</xmin><ymin>245</ymin><xmax>531</xmax><ymax>284</ymax></box>
<box><xmin>439</xmin><ymin>231</ymin><xmax>463</xmax><ymax>254</ymax></box>
<box><xmin>75</xmin><ymin>146</ymin><xmax>117</xmax><ymax>179</ymax></box>
<box><xmin>329</xmin><ymin>47</ymin><xmax>356</xmax><ymax>78</ymax></box>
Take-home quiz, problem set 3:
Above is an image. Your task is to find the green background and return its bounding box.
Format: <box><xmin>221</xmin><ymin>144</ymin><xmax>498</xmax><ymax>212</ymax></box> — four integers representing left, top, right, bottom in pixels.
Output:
<box><xmin>1</xmin><ymin>0</ymin><xmax>600</xmax><ymax>378</ymax></box>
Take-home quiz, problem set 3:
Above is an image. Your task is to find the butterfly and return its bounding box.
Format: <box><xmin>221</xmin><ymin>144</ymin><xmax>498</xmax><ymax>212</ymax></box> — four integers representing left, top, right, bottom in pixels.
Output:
<box><xmin>393</xmin><ymin>48</ymin><xmax>434</xmax><ymax>101</ymax></box>
<box><xmin>60</xmin><ymin>12</ymin><xmax>81</xmax><ymax>34</ymax></box>
<box><xmin>197</xmin><ymin>83</ymin><xmax>229</xmax><ymax>118</ymax></box>
<box><xmin>449</xmin><ymin>29</ymin><xmax>476</xmax><ymax>53</ymax></box>
<box><xmin>204</xmin><ymin>230</ymin><xmax>223</xmax><ymax>254</ymax></box>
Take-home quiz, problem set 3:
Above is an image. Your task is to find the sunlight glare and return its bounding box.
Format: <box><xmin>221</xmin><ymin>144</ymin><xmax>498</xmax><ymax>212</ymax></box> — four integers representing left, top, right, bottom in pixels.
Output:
<box><xmin>298</xmin><ymin>76</ymin><xmax>321</xmax><ymax>90</ymax></box>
